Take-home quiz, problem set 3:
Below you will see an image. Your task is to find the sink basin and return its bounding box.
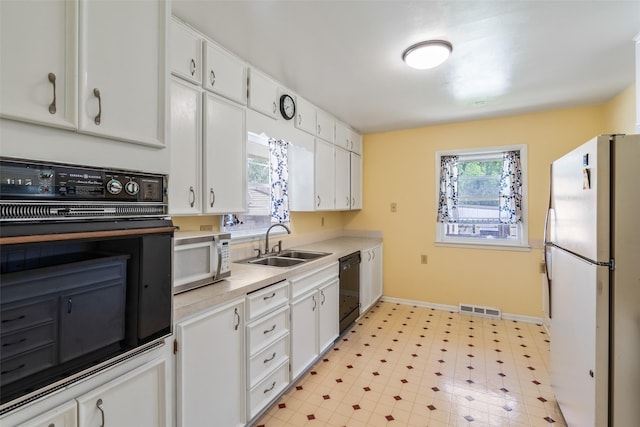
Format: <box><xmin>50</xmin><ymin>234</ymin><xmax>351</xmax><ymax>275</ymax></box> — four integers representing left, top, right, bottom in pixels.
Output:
<box><xmin>247</xmin><ymin>257</ymin><xmax>306</xmax><ymax>267</ymax></box>
<box><xmin>277</xmin><ymin>250</ymin><xmax>330</xmax><ymax>260</ymax></box>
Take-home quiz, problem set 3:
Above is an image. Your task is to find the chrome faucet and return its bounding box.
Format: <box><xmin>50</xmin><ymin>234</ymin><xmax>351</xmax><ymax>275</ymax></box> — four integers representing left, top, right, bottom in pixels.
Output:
<box><xmin>265</xmin><ymin>223</ymin><xmax>291</xmax><ymax>254</ymax></box>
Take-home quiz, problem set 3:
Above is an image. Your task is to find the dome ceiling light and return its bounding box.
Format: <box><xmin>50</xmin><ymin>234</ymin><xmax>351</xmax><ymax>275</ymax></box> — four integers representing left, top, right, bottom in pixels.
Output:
<box><xmin>402</xmin><ymin>40</ymin><xmax>453</xmax><ymax>70</ymax></box>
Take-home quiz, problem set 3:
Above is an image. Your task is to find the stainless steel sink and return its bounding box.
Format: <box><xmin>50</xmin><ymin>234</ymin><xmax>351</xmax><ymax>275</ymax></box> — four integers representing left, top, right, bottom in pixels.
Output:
<box><xmin>247</xmin><ymin>257</ymin><xmax>306</xmax><ymax>267</ymax></box>
<box><xmin>277</xmin><ymin>250</ymin><xmax>330</xmax><ymax>260</ymax></box>
<box><xmin>236</xmin><ymin>250</ymin><xmax>331</xmax><ymax>267</ymax></box>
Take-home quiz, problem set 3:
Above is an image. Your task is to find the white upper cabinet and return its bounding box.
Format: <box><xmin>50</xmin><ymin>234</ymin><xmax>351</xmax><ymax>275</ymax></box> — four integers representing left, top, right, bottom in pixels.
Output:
<box><xmin>0</xmin><ymin>0</ymin><xmax>77</xmax><ymax>131</ymax></box>
<box><xmin>247</xmin><ymin>68</ymin><xmax>279</xmax><ymax>119</ymax></box>
<box><xmin>350</xmin><ymin>152</ymin><xmax>362</xmax><ymax>209</ymax></box>
<box><xmin>294</xmin><ymin>96</ymin><xmax>316</xmax><ymax>135</ymax></box>
<box><xmin>316</xmin><ymin>109</ymin><xmax>335</xmax><ymax>143</ymax></box>
<box><xmin>350</xmin><ymin>129</ymin><xmax>363</xmax><ymax>155</ymax></box>
<box><xmin>78</xmin><ymin>0</ymin><xmax>167</xmax><ymax>147</ymax></box>
<box><xmin>203</xmin><ymin>93</ymin><xmax>247</xmax><ymax>213</ymax></box>
<box><xmin>335</xmin><ymin>121</ymin><xmax>351</xmax><ymax>151</ymax></box>
<box><xmin>169</xmin><ymin>78</ymin><xmax>202</xmax><ymax>215</ymax></box>
<box><xmin>315</xmin><ymin>139</ymin><xmax>335</xmax><ymax>210</ymax></box>
<box><xmin>203</xmin><ymin>41</ymin><xmax>246</xmax><ymax>105</ymax></box>
<box><xmin>170</xmin><ymin>18</ymin><xmax>202</xmax><ymax>85</ymax></box>
<box><xmin>335</xmin><ymin>146</ymin><xmax>351</xmax><ymax>210</ymax></box>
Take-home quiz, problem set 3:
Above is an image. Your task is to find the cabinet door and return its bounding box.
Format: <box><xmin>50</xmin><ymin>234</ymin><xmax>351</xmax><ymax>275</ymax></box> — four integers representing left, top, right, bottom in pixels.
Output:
<box><xmin>314</xmin><ymin>139</ymin><xmax>335</xmax><ymax>210</ymax></box>
<box><xmin>176</xmin><ymin>299</ymin><xmax>245</xmax><ymax>427</ymax></box>
<box><xmin>294</xmin><ymin>96</ymin><xmax>316</xmax><ymax>135</ymax></box>
<box><xmin>20</xmin><ymin>400</ymin><xmax>77</xmax><ymax>427</ymax></box>
<box><xmin>351</xmin><ymin>130</ymin><xmax>363</xmax><ymax>155</ymax></box>
<box><xmin>247</xmin><ymin>68</ymin><xmax>278</xmax><ymax>119</ymax></box>
<box><xmin>170</xmin><ymin>18</ymin><xmax>202</xmax><ymax>84</ymax></box>
<box><xmin>169</xmin><ymin>78</ymin><xmax>202</xmax><ymax>215</ymax></box>
<box><xmin>0</xmin><ymin>0</ymin><xmax>77</xmax><ymax>130</ymax></box>
<box><xmin>371</xmin><ymin>245</ymin><xmax>383</xmax><ymax>302</ymax></box>
<box><xmin>203</xmin><ymin>93</ymin><xmax>247</xmax><ymax>213</ymax></box>
<box><xmin>203</xmin><ymin>41</ymin><xmax>246</xmax><ymax>105</ymax></box>
<box><xmin>76</xmin><ymin>358</ymin><xmax>168</xmax><ymax>427</ymax></box>
<box><xmin>350</xmin><ymin>152</ymin><xmax>362</xmax><ymax>210</ymax></box>
<box><xmin>316</xmin><ymin>110</ymin><xmax>335</xmax><ymax>143</ymax></box>
<box><xmin>335</xmin><ymin>121</ymin><xmax>351</xmax><ymax>151</ymax></box>
<box><xmin>290</xmin><ymin>291</ymin><xmax>319</xmax><ymax>380</ymax></box>
<box><xmin>78</xmin><ymin>0</ymin><xmax>167</xmax><ymax>147</ymax></box>
<box><xmin>335</xmin><ymin>146</ymin><xmax>351</xmax><ymax>210</ymax></box>
<box><xmin>360</xmin><ymin>250</ymin><xmax>372</xmax><ymax>314</ymax></box>
<box><xmin>288</xmin><ymin>138</ymin><xmax>315</xmax><ymax>211</ymax></box>
<box><xmin>318</xmin><ymin>279</ymin><xmax>339</xmax><ymax>353</ymax></box>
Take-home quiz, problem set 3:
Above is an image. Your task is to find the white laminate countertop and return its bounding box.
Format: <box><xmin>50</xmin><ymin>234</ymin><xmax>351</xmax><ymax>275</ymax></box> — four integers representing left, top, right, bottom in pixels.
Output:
<box><xmin>173</xmin><ymin>236</ymin><xmax>382</xmax><ymax>322</ymax></box>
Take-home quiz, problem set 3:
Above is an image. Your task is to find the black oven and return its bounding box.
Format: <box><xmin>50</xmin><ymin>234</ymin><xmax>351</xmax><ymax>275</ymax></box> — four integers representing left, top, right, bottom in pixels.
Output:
<box><xmin>0</xmin><ymin>158</ymin><xmax>174</xmax><ymax>411</ymax></box>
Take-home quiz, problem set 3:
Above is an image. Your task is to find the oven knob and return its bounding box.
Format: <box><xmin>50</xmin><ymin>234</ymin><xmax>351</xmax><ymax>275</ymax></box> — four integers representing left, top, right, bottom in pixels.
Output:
<box><xmin>125</xmin><ymin>180</ymin><xmax>139</xmax><ymax>196</ymax></box>
<box><xmin>106</xmin><ymin>179</ymin><xmax>123</xmax><ymax>195</ymax></box>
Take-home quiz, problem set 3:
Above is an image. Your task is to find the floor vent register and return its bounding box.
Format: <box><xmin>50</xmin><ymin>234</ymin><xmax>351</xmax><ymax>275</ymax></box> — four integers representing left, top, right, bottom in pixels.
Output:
<box><xmin>459</xmin><ymin>303</ymin><xmax>502</xmax><ymax>319</ymax></box>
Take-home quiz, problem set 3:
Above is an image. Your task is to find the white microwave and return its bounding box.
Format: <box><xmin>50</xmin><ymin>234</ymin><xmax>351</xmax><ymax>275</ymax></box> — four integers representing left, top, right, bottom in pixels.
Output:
<box><xmin>173</xmin><ymin>232</ymin><xmax>231</xmax><ymax>294</ymax></box>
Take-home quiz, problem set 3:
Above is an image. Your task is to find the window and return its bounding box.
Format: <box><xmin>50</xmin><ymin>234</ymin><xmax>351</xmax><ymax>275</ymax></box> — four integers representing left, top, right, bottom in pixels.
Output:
<box><xmin>222</xmin><ymin>132</ymin><xmax>290</xmax><ymax>239</ymax></box>
<box><xmin>435</xmin><ymin>145</ymin><xmax>528</xmax><ymax>248</ymax></box>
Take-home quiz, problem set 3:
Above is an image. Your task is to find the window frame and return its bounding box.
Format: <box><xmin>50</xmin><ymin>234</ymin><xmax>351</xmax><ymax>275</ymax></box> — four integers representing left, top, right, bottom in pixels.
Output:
<box><xmin>434</xmin><ymin>144</ymin><xmax>529</xmax><ymax>250</ymax></box>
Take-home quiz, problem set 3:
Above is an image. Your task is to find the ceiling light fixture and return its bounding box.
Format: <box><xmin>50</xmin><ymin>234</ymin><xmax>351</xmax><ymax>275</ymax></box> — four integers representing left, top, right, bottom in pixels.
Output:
<box><xmin>402</xmin><ymin>40</ymin><xmax>453</xmax><ymax>70</ymax></box>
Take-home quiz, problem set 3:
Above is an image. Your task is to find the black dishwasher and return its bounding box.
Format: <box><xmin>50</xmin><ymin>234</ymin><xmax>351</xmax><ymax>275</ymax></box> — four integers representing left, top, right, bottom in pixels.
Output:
<box><xmin>339</xmin><ymin>252</ymin><xmax>361</xmax><ymax>334</ymax></box>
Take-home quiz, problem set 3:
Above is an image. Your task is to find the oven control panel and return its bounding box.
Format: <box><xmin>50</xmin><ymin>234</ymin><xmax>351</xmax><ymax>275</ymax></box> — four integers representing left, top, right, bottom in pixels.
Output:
<box><xmin>0</xmin><ymin>158</ymin><xmax>165</xmax><ymax>203</ymax></box>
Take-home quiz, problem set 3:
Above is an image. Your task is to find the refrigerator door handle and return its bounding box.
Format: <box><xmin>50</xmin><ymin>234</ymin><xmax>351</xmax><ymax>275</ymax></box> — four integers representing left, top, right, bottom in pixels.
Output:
<box><xmin>543</xmin><ymin>164</ymin><xmax>553</xmax><ymax>318</ymax></box>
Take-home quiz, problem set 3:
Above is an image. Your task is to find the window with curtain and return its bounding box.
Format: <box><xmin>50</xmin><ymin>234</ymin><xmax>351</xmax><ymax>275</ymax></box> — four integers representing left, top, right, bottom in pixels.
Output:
<box><xmin>222</xmin><ymin>132</ymin><xmax>290</xmax><ymax>238</ymax></box>
<box><xmin>435</xmin><ymin>145</ymin><xmax>528</xmax><ymax>248</ymax></box>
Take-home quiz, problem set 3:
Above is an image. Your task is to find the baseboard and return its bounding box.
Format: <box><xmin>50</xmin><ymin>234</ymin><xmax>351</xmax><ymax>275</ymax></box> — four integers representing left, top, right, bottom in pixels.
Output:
<box><xmin>380</xmin><ymin>296</ymin><xmax>544</xmax><ymax>325</ymax></box>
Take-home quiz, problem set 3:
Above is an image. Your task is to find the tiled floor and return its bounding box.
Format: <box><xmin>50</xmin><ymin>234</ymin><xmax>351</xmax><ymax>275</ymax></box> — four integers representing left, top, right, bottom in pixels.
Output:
<box><xmin>253</xmin><ymin>301</ymin><xmax>567</xmax><ymax>427</ymax></box>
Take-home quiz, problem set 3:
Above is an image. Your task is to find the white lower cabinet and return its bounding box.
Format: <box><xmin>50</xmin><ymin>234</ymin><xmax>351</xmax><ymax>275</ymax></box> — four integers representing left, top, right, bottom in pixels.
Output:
<box><xmin>360</xmin><ymin>245</ymin><xmax>383</xmax><ymax>314</ymax></box>
<box><xmin>290</xmin><ymin>263</ymin><xmax>339</xmax><ymax>380</ymax></box>
<box><xmin>76</xmin><ymin>358</ymin><xmax>168</xmax><ymax>427</ymax></box>
<box><xmin>246</xmin><ymin>281</ymin><xmax>290</xmax><ymax>421</ymax></box>
<box><xmin>175</xmin><ymin>298</ymin><xmax>245</xmax><ymax>427</ymax></box>
<box><xmin>19</xmin><ymin>400</ymin><xmax>77</xmax><ymax>427</ymax></box>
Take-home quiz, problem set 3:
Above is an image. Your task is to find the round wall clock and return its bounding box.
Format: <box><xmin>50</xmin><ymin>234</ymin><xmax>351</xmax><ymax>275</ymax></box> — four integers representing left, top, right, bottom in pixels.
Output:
<box><xmin>279</xmin><ymin>94</ymin><xmax>296</xmax><ymax>120</ymax></box>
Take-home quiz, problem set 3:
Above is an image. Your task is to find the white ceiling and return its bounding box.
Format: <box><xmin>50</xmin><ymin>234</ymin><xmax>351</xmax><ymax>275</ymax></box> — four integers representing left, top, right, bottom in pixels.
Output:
<box><xmin>172</xmin><ymin>1</ymin><xmax>640</xmax><ymax>134</ymax></box>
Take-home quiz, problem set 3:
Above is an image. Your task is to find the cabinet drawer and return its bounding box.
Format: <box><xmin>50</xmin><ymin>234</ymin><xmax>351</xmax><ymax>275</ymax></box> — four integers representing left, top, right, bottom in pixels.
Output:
<box><xmin>247</xmin><ymin>306</ymin><xmax>289</xmax><ymax>356</ymax></box>
<box><xmin>1</xmin><ymin>344</ymin><xmax>56</xmax><ymax>385</ymax></box>
<box><xmin>247</xmin><ymin>280</ymin><xmax>289</xmax><ymax>321</ymax></box>
<box><xmin>0</xmin><ymin>322</ymin><xmax>55</xmax><ymax>360</ymax></box>
<box><xmin>248</xmin><ymin>334</ymin><xmax>289</xmax><ymax>388</ymax></box>
<box><xmin>0</xmin><ymin>299</ymin><xmax>56</xmax><ymax>334</ymax></box>
<box><xmin>248</xmin><ymin>359</ymin><xmax>289</xmax><ymax>420</ymax></box>
<box><xmin>290</xmin><ymin>262</ymin><xmax>338</xmax><ymax>300</ymax></box>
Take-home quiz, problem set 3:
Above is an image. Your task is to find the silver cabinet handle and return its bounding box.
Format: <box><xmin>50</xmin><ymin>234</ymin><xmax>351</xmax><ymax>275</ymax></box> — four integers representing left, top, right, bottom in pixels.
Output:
<box><xmin>367</xmin><ymin>251</ymin><xmax>372</xmax><ymax>262</ymax></box>
<box><xmin>190</xmin><ymin>58</ymin><xmax>196</xmax><ymax>76</ymax></box>
<box><xmin>317</xmin><ymin>195</ymin><xmax>321</xmax><ymax>207</ymax></box>
<box><xmin>96</xmin><ymin>398</ymin><xmax>105</xmax><ymax>427</ymax></box>
<box><xmin>209</xmin><ymin>188</ymin><xmax>215</xmax><ymax>207</ymax></box>
<box><xmin>263</xmin><ymin>324</ymin><xmax>276</xmax><ymax>334</ymax></box>
<box><xmin>263</xmin><ymin>292</ymin><xmax>276</xmax><ymax>300</ymax></box>
<box><xmin>210</xmin><ymin>70</ymin><xmax>216</xmax><ymax>86</ymax></box>
<box><xmin>297</xmin><ymin>114</ymin><xmax>302</xmax><ymax>126</ymax></box>
<box><xmin>352</xmin><ymin>197</ymin><xmax>355</xmax><ymax>207</ymax></box>
<box><xmin>263</xmin><ymin>352</ymin><xmax>276</xmax><ymax>363</ymax></box>
<box><xmin>47</xmin><ymin>73</ymin><xmax>57</xmax><ymax>114</ymax></box>
<box><xmin>272</xmin><ymin>101</ymin><xmax>276</xmax><ymax>114</ymax></box>
<box><xmin>188</xmin><ymin>186</ymin><xmax>195</xmax><ymax>207</ymax></box>
<box><xmin>233</xmin><ymin>307</ymin><xmax>240</xmax><ymax>331</ymax></box>
<box><xmin>312</xmin><ymin>294</ymin><xmax>317</xmax><ymax>311</ymax></box>
<box><xmin>346</xmin><ymin>196</ymin><xmax>350</xmax><ymax>207</ymax></box>
<box><xmin>317</xmin><ymin>124</ymin><xmax>321</xmax><ymax>135</ymax></box>
<box><xmin>264</xmin><ymin>381</ymin><xmax>276</xmax><ymax>394</ymax></box>
<box><xmin>321</xmin><ymin>290</ymin><xmax>326</xmax><ymax>305</ymax></box>
<box><xmin>93</xmin><ymin>88</ymin><xmax>102</xmax><ymax>125</ymax></box>
<box><xmin>372</xmin><ymin>250</ymin><xmax>375</xmax><ymax>260</ymax></box>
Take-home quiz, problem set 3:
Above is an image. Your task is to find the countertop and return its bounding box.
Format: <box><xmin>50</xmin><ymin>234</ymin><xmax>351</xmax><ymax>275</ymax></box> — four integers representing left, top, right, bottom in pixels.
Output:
<box><xmin>173</xmin><ymin>236</ymin><xmax>382</xmax><ymax>322</ymax></box>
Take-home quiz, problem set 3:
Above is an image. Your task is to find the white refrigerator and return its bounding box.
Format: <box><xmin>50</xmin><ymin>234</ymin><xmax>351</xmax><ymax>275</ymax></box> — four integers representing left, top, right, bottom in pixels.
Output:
<box><xmin>544</xmin><ymin>134</ymin><xmax>640</xmax><ymax>426</ymax></box>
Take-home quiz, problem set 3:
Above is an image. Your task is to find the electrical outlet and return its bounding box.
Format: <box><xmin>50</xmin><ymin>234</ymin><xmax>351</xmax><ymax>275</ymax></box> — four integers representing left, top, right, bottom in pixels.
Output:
<box><xmin>390</xmin><ymin>202</ymin><xmax>397</xmax><ymax>212</ymax></box>
<box><xmin>421</xmin><ymin>254</ymin><xmax>428</xmax><ymax>264</ymax></box>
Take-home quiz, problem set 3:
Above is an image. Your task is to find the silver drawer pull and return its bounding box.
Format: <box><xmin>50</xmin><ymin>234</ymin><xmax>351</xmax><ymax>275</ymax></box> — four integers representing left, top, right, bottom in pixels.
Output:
<box><xmin>48</xmin><ymin>72</ymin><xmax>57</xmax><ymax>114</ymax></box>
<box><xmin>263</xmin><ymin>324</ymin><xmax>276</xmax><ymax>334</ymax></box>
<box><xmin>263</xmin><ymin>292</ymin><xmax>276</xmax><ymax>300</ymax></box>
<box><xmin>96</xmin><ymin>398</ymin><xmax>105</xmax><ymax>427</ymax></box>
<box><xmin>264</xmin><ymin>381</ymin><xmax>276</xmax><ymax>394</ymax></box>
<box><xmin>263</xmin><ymin>352</ymin><xmax>276</xmax><ymax>363</ymax></box>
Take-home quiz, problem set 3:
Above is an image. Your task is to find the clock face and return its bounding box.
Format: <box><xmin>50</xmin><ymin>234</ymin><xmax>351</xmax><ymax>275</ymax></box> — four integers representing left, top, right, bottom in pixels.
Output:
<box><xmin>280</xmin><ymin>94</ymin><xmax>296</xmax><ymax>120</ymax></box>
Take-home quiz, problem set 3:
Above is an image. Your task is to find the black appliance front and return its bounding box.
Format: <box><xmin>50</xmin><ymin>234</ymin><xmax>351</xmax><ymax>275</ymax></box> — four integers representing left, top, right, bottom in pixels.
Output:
<box><xmin>0</xmin><ymin>158</ymin><xmax>173</xmax><ymax>410</ymax></box>
<box><xmin>339</xmin><ymin>251</ymin><xmax>361</xmax><ymax>334</ymax></box>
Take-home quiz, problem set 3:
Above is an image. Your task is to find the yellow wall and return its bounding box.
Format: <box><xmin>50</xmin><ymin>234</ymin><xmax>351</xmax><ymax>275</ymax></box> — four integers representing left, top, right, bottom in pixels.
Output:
<box><xmin>602</xmin><ymin>84</ymin><xmax>636</xmax><ymax>134</ymax></box>
<box><xmin>344</xmin><ymin>104</ymin><xmax>612</xmax><ymax>317</ymax></box>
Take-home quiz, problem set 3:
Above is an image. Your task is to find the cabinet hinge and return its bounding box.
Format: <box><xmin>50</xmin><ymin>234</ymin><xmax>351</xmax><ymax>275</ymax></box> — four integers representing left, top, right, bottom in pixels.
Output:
<box><xmin>173</xmin><ymin>339</ymin><xmax>178</xmax><ymax>354</ymax></box>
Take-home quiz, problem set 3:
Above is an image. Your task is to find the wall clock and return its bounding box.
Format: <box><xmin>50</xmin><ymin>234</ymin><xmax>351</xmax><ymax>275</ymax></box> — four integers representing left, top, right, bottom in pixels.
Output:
<box><xmin>279</xmin><ymin>94</ymin><xmax>296</xmax><ymax>120</ymax></box>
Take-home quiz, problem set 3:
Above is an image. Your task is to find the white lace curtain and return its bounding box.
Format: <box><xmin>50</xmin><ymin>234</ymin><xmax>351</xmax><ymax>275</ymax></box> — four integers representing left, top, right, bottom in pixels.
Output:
<box><xmin>268</xmin><ymin>138</ymin><xmax>290</xmax><ymax>223</ymax></box>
